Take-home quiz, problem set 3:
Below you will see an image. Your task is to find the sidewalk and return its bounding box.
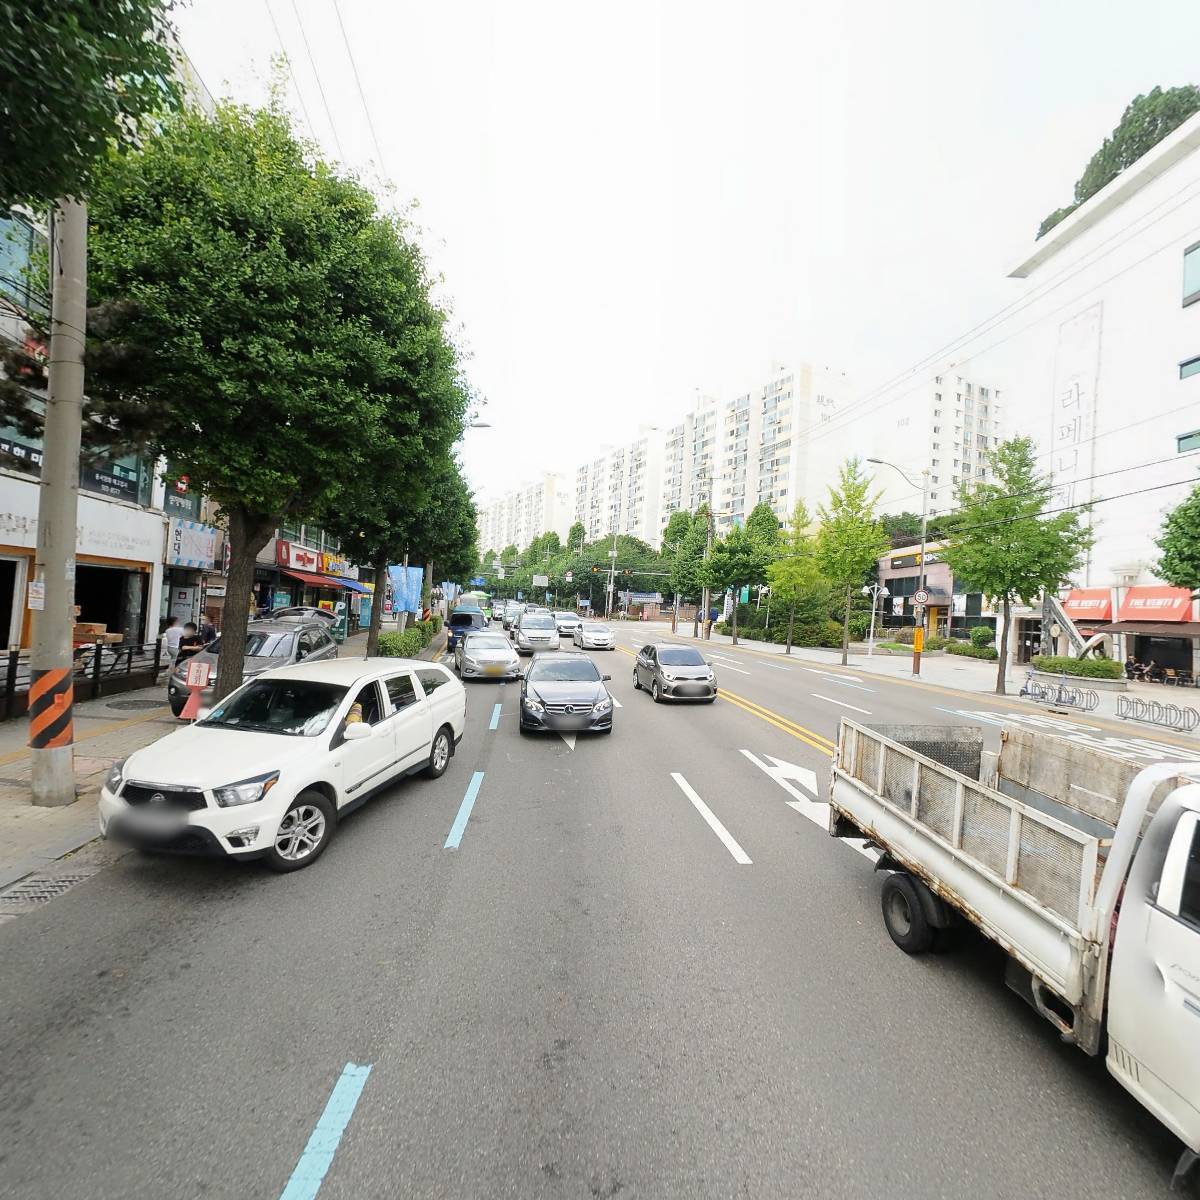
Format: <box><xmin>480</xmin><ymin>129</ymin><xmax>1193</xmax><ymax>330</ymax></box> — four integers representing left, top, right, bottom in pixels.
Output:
<box><xmin>644</xmin><ymin>619</ymin><xmax>1200</xmax><ymax>744</ymax></box>
<box><xmin>0</xmin><ymin>623</ymin><xmax>446</xmax><ymax>892</ymax></box>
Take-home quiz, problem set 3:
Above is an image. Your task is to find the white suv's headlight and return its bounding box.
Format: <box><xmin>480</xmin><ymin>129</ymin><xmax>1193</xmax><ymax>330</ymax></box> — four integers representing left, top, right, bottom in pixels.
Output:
<box><xmin>214</xmin><ymin>771</ymin><xmax>280</xmax><ymax>808</ymax></box>
<box><xmin>105</xmin><ymin>758</ymin><xmax>127</xmax><ymax>793</ymax></box>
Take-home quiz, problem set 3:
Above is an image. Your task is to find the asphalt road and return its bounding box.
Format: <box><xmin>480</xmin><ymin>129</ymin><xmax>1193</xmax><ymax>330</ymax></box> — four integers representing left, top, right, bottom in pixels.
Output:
<box><xmin>0</xmin><ymin>626</ymin><xmax>1192</xmax><ymax>1199</ymax></box>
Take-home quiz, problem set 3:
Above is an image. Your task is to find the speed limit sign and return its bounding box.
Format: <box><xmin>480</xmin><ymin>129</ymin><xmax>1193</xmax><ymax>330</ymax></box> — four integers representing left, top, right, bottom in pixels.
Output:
<box><xmin>913</xmin><ymin>588</ymin><xmax>930</xmax><ymax>605</ymax></box>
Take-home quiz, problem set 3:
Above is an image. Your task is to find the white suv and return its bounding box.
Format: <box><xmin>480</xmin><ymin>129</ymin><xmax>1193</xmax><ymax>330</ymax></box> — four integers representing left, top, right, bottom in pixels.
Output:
<box><xmin>99</xmin><ymin>658</ymin><xmax>466</xmax><ymax>872</ymax></box>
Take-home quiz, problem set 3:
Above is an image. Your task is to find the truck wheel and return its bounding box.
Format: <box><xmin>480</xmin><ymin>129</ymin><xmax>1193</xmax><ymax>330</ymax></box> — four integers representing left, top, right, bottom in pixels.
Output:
<box><xmin>881</xmin><ymin>873</ymin><xmax>934</xmax><ymax>954</ymax></box>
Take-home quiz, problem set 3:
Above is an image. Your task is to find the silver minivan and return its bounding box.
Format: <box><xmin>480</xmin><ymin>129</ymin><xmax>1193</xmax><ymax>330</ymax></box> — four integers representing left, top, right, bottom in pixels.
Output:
<box><xmin>166</xmin><ymin>620</ymin><xmax>338</xmax><ymax>717</ymax></box>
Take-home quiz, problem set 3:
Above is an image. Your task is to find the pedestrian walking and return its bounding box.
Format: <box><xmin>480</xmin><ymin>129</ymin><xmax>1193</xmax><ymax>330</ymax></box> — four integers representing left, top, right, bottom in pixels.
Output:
<box><xmin>201</xmin><ymin>616</ymin><xmax>216</xmax><ymax>643</ymax></box>
<box><xmin>176</xmin><ymin>622</ymin><xmax>204</xmax><ymax>664</ymax></box>
<box><xmin>162</xmin><ymin>616</ymin><xmax>184</xmax><ymax>668</ymax></box>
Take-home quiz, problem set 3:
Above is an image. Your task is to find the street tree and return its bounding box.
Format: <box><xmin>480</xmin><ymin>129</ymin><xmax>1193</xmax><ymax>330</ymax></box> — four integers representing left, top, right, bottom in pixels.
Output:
<box><xmin>1155</xmin><ymin>484</ymin><xmax>1200</xmax><ymax>593</ymax></box>
<box><xmin>816</xmin><ymin>459</ymin><xmax>890</xmax><ymax>665</ymax></box>
<box><xmin>662</xmin><ymin>510</ymin><xmax>696</xmax><ymax>630</ymax></box>
<box><xmin>500</xmin><ymin>545</ymin><xmax>520</xmax><ymax>565</ymax></box>
<box><xmin>767</xmin><ymin>502</ymin><xmax>828</xmax><ymax>654</ymax></box>
<box><xmin>745</xmin><ymin>502</ymin><xmax>782</xmax><ymax>555</ymax></box>
<box><xmin>54</xmin><ymin>103</ymin><xmax>460</xmax><ymax>699</ymax></box>
<box><xmin>0</xmin><ymin>0</ymin><xmax>180</xmax><ymax>213</ymax></box>
<box><xmin>941</xmin><ymin>437</ymin><xmax>1093</xmax><ymax>695</ymax></box>
<box><xmin>702</xmin><ymin>523</ymin><xmax>769</xmax><ymax>645</ymax></box>
<box><xmin>567</xmin><ymin>521</ymin><xmax>587</xmax><ymax>553</ymax></box>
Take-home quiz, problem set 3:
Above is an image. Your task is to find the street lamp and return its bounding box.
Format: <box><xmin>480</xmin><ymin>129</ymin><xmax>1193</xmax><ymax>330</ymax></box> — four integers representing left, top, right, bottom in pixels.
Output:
<box><xmin>861</xmin><ymin>582</ymin><xmax>890</xmax><ymax>657</ymax></box>
<box><xmin>868</xmin><ymin>457</ymin><xmax>931</xmax><ymax>676</ymax></box>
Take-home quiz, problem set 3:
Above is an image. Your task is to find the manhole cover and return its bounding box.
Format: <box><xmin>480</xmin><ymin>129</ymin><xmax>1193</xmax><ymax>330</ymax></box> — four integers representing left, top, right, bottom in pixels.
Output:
<box><xmin>0</xmin><ymin>872</ymin><xmax>95</xmax><ymax>907</ymax></box>
<box><xmin>106</xmin><ymin>699</ymin><xmax>164</xmax><ymax>711</ymax></box>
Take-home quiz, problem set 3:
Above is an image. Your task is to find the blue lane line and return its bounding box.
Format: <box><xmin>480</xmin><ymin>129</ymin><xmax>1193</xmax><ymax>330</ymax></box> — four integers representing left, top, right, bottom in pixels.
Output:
<box><xmin>445</xmin><ymin>771</ymin><xmax>485</xmax><ymax>849</ymax></box>
<box><xmin>489</xmin><ymin>702</ymin><xmax>502</xmax><ymax>731</ymax></box>
<box><xmin>279</xmin><ymin>1062</ymin><xmax>372</xmax><ymax>1200</ymax></box>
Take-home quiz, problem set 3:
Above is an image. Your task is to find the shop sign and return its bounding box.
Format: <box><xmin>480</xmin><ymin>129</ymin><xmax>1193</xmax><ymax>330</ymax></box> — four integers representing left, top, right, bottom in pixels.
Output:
<box><xmin>0</xmin><ymin>433</ymin><xmax>43</xmax><ymax>473</ymax></box>
<box><xmin>81</xmin><ymin>459</ymin><xmax>140</xmax><ymax>503</ymax></box>
<box><xmin>164</xmin><ymin>470</ymin><xmax>201</xmax><ymax>519</ymax></box>
<box><xmin>167</xmin><ymin>519</ymin><xmax>218</xmax><ymax>569</ymax></box>
<box><xmin>205</xmin><ymin>584</ymin><xmax>227</xmax><ymax>598</ymax></box>
<box><xmin>890</xmin><ymin>550</ymin><xmax>942</xmax><ymax>570</ymax></box>
<box><xmin>321</xmin><ymin>551</ymin><xmax>350</xmax><ymax>576</ymax></box>
<box><xmin>276</xmin><ymin>540</ymin><xmax>321</xmax><ymax>571</ymax></box>
<box><xmin>272</xmin><ymin>589</ymin><xmax>292</xmax><ymax>609</ymax></box>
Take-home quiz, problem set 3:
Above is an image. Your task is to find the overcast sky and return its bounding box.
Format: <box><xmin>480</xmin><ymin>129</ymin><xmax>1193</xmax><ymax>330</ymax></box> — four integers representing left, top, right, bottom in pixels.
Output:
<box><xmin>173</xmin><ymin>0</ymin><xmax>1200</xmax><ymax>505</ymax></box>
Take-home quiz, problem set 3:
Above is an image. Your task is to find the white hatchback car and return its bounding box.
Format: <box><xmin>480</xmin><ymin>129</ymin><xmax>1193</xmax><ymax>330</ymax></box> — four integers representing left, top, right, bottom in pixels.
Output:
<box><xmin>99</xmin><ymin>658</ymin><xmax>466</xmax><ymax>872</ymax></box>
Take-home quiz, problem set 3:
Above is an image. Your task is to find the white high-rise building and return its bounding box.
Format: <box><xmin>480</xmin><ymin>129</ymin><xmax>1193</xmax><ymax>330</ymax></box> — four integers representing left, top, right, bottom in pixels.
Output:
<box><xmin>657</xmin><ymin>364</ymin><xmax>855</xmax><ymax>537</ymax></box>
<box><xmin>476</xmin><ymin>472</ymin><xmax>572</xmax><ymax>555</ymax></box>
<box><xmin>864</xmin><ymin>371</ymin><xmax>1006</xmax><ymax>518</ymax></box>
<box><xmin>574</xmin><ymin>428</ymin><xmax>666</xmax><ymax>547</ymax></box>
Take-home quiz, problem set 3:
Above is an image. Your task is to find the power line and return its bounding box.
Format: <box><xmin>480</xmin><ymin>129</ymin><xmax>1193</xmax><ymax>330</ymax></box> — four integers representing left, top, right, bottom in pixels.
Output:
<box><xmin>332</xmin><ymin>0</ymin><xmax>391</xmax><ymax>181</ymax></box>
<box><xmin>263</xmin><ymin>0</ymin><xmax>317</xmax><ymax>143</ymax></box>
<box><xmin>289</xmin><ymin>0</ymin><xmax>346</xmax><ymax>162</ymax></box>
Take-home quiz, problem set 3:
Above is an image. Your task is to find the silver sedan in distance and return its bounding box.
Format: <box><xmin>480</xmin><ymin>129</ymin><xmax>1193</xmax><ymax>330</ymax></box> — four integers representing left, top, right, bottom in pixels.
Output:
<box><xmin>514</xmin><ymin>612</ymin><xmax>560</xmax><ymax>655</ymax></box>
<box><xmin>554</xmin><ymin>610</ymin><xmax>583</xmax><ymax>639</ymax></box>
<box><xmin>632</xmin><ymin>643</ymin><xmax>717</xmax><ymax>703</ymax></box>
<box><xmin>572</xmin><ymin>621</ymin><xmax>615</xmax><ymax>650</ymax></box>
<box><xmin>454</xmin><ymin>630</ymin><xmax>521</xmax><ymax>680</ymax></box>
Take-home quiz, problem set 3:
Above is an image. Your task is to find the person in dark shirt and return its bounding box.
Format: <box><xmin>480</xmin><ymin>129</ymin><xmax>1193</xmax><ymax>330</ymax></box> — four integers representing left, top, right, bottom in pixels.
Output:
<box><xmin>201</xmin><ymin>617</ymin><xmax>216</xmax><ymax>643</ymax></box>
<box><xmin>176</xmin><ymin>622</ymin><xmax>204</xmax><ymax>663</ymax></box>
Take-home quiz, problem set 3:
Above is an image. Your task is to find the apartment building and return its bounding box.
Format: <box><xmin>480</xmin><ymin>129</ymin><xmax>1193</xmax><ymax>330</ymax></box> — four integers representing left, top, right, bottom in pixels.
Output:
<box><xmin>657</xmin><ymin>365</ymin><xmax>854</xmax><ymax>537</ymax></box>
<box><xmin>865</xmin><ymin>371</ymin><xmax>1006</xmax><ymax>518</ymax></box>
<box><xmin>476</xmin><ymin>472</ymin><xmax>572</xmax><ymax>554</ymax></box>
<box><xmin>575</xmin><ymin>429</ymin><xmax>666</xmax><ymax>546</ymax></box>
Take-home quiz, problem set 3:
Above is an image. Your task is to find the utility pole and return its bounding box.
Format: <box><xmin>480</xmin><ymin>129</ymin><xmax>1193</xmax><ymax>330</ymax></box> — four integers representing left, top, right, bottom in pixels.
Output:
<box><xmin>30</xmin><ymin>199</ymin><xmax>87</xmax><ymax>806</ymax></box>
<box><xmin>605</xmin><ymin>526</ymin><xmax>617</xmax><ymax>619</ymax></box>
<box><xmin>699</xmin><ymin>510</ymin><xmax>713</xmax><ymax>640</ymax></box>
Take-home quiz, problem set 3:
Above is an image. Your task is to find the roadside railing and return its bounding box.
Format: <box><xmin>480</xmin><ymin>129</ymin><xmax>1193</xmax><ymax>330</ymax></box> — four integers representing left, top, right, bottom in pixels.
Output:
<box><xmin>1116</xmin><ymin>693</ymin><xmax>1200</xmax><ymax>733</ymax></box>
<box><xmin>1</xmin><ymin>640</ymin><xmax>165</xmax><ymax>720</ymax></box>
<box><xmin>1018</xmin><ymin>671</ymin><xmax>1100</xmax><ymax>712</ymax></box>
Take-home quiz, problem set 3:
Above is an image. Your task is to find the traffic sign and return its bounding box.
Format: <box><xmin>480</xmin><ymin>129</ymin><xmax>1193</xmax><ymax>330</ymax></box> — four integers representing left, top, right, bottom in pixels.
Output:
<box><xmin>470</xmin><ymin>576</ymin><xmax>486</xmax><ymax>587</ymax></box>
<box><xmin>913</xmin><ymin>588</ymin><xmax>930</xmax><ymax>605</ymax></box>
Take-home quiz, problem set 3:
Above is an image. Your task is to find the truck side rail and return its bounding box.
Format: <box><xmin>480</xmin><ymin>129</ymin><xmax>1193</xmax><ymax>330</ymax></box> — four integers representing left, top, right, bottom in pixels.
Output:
<box><xmin>831</xmin><ymin>720</ymin><xmax>1101</xmax><ymax>1000</ymax></box>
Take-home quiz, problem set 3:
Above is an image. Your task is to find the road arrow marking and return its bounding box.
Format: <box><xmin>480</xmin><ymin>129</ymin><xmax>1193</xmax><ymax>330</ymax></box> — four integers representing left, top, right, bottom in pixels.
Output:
<box><xmin>559</xmin><ymin>732</ymin><xmax>576</xmax><ymax>750</ymax></box>
<box><xmin>610</xmin><ymin>695</ymin><xmax>623</xmax><ymax>708</ymax></box>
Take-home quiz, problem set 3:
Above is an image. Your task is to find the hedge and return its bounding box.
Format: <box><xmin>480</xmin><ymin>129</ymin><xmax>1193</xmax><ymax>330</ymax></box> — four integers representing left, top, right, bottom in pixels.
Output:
<box><xmin>377</xmin><ymin>616</ymin><xmax>446</xmax><ymax>659</ymax></box>
<box><xmin>1032</xmin><ymin>654</ymin><xmax>1124</xmax><ymax>679</ymax></box>
<box><xmin>946</xmin><ymin>641</ymin><xmax>998</xmax><ymax>660</ymax></box>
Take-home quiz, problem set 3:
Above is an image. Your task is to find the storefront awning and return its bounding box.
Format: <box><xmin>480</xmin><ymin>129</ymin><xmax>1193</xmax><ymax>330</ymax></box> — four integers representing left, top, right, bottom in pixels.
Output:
<box><xmin>329</xmin><ymin>575</ymin><xmax>372</xmax><ymax>594</ymax></box>
<box><xmin>1061</xmin><ymin>587</ymin><xmax>1112</xmax><ymax>622</ymax></box>
<box><xmin>1117</xmin><ymin>586</ymin><xmax>1193</xmax><ymax>622</ymax></box>
<box><xmin>1094</xmin><ymin>621</ymin><xmax>1200</xmax><ymax>638</ymax></box>
<box><xmin>282</xmin><ymin>569</ymin><xmax>348</xmax><ymax>590</ymax></box>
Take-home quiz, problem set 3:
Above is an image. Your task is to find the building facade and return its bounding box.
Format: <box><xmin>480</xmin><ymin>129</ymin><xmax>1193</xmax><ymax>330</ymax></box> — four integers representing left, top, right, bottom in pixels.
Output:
<box><xmin>476</xmin><ymin>472</ymin><xmax>572</xmax><ymax>555</ymax></box>
<box><xmin>574</xmin><ymin>429</ymin><xmax>665</xmax><ymax>546</ymax></box>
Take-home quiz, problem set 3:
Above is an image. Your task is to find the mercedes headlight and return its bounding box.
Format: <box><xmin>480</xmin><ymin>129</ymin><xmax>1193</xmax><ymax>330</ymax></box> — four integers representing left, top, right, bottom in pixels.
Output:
<box><xmin>105</xmin><ymin>758</ymin><xmax>127</xmax><ymax>793</ymax></box>
<box><xmin>213</xmin><ymin>770</ymin><xmax>280</xmax><ymax>808</ymax></box>
<box><xmin>592</xmin><ymin>697</ymin><xmax>613</xmax><ymax>714</ymax></box>
<box><xmin>524</xmin><ymin>696</ymin><xmax>544</xmax><ymax>714</ymax></box>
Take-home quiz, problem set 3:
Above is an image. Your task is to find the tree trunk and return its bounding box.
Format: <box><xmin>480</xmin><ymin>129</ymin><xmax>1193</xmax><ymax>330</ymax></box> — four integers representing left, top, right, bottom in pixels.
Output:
<box><xmin>421</xmin><ymin>562</ymin><xmax>433</xmax><ymax>616</ymax></box>
<box><xmin>996</xmin><ymin>595</ymin><xmax>1011</xmax><ymax>695</ymax></box>
<box><xmin>214</xmin><ymin>507</ymin><xmax>276</xmax><ymax>702</ymax></box>
<box><xmin>786</xmin><ymin>604</ymin><xmax>795</xmax><ymax>655</ymax></box>
<box><xmin>841</xmin><ymin>584</ymin><xmax>851</xmax><ymax>666</ymax></box>
<box><xmin>365</xmin><ymin>553</ymin><xmax>387</xmax><ymax>656</ymax></box>
<box><xmin>672</xmin><ymin>592</ymin><xmax>679</xmax><ymax>634</ymax></box>
<box><xmin>693</xmin><ymin>599</ymin><xmax>699</xmax><ymax>639</ymax></box>
<box><xmin>732</xmin><ymin>598</ymin><xmax>739</xmax><ymax>646</ymax></box>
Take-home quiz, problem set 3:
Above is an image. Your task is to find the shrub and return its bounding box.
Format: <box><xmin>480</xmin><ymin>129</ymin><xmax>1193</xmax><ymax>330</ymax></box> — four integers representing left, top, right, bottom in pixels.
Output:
<box><xmin>847</xmin><ymin>613</ymin><xmax>871</xmax><ymax>641</ymax></box>
<box><xmin>947</xmin><ymin>641</ymin><xmax>998</xmax><ymax>660</ymax></box>
<box><xmin>969</xmin><ymin>625</ymin><xmax>995</xmax><ymax>649</ymax></box>
<box><xmin>1032</xmin><ymin>654</ymin><xmax>1124</xmax><ymax>679</ymax></box>
<box><xmin>377</xmin><ymin>629</ymin><xmax>427</xmax><ymax>658</ymax></box>
<box><xmin>892</xmin><ymin>626</ymin><xmax>915</xmax><ymax>644</ymax></box>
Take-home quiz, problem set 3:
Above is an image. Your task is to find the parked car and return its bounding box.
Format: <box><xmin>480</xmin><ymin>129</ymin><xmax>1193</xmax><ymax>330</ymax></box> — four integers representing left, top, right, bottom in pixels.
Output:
<box><xmin>102</xmin><ymin>658</ymin><xmax>466</xmax><ymax>872</ymax></box>
<box><xmin>266</xmin><ymin>606</ymin><xmax>336</xmax><ymax>624</ymax></box>
<box><xmin>514</xmin><ymin>612</ymin><xmax>560</xmax><ymax>655</ymax></box>
<box><xmin>572</xmin><ymin>621</ymin><xmax>615</xmax><ymax>650</ymax></box>
<box><xmin>632</xmin><ymin>643</ymin><xmax>717</xmax><ymax>702</ymax></box>
<box><xmin>554</xmin><ymin>610</ymin><xmax>583</xmax><ymax>639</ymax></box>
<box><xmin>166</xmin><ymin>620</ymin><xmax>337</xmax><ymax>717</ymax></box>
<box><xmin>447</xmin><ymin>608</ymin><xmax>488</xmax><ymax>651</ymax></box>
<box><xmin>519</xmin><ymin>652</ymin><xmax>613</xmax><ymax>736</ymax></box>
<box><xmin>454</xmin><ymin>629</ymin><xmax>521</xmax><ymax>680</ymax></box>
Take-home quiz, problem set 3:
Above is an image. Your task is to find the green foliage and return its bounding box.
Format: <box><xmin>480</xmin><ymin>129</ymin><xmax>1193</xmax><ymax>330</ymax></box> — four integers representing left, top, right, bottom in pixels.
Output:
<box><xmin>703</xmin><ymin>523</ymin><xmax>770</xmax><ymax>596</ymax></box>
<box><xmin>0</xmin><ymin>0</ymin><xmax>181</xmax><ymax>213</ymax></box>
<box><xmin>969</xmin><ymin>624</ymin><xmax>995</xmax><ymax>649</ymax></box>
<box><xmin>1038</xmin><ymin>86</ymin><xmax>1200</xmax><ymax>238</ymax></box>
<box><xmin>1155</xmin><ymin>484</ymin><xmax>1200</xmax><ymax>590</ymax></box>
<box><xmin>1032</xmin><ymin>655</ymin><xmax>1124</xmax><ymax>679</ymax></box>
<box><xmin>946</xmin><ymin>642</ymin><xmax>999</xmax><ymax>660</ymax></box>
<box><xmin>816</xmin><ymin>460</ymin><xmax>889</xmax><ymax>588</ymax></box>
<box><xmin>500</xmin><ymin>544</ymin><xmax>520</xmax><ymax>564</ymax></box>
<box><xmin>378</xmin><ymin>628</ymin><xmax>427</xmax><ymax>658</ymax></box>
<box><xmin>744</xmin><ymin>502</ymin><xmax>782</xmax><ymax>556</ymax></box>
<box><xmin>941</xmin><ymin>437</ymin><xmax>1093</xmax><ymax>694</ymax></box>
<box><xmin>847</xmin><ymin>613</ymin><xmax>871</xmax><ymax>640</ymax></box>
<box><xmin>661</xmin><ymin>509</ymin><xmax>694</xmax><ymax>555</ymax></box>
<box><xmin>567</xmin><ymin>521</ymin><xmax>587</xmax><ymax>551</ymax></box>
<box><xmin>669</xmin><ymin>509</ymin><xmax>708</xmax><ymax>601</ymax></box>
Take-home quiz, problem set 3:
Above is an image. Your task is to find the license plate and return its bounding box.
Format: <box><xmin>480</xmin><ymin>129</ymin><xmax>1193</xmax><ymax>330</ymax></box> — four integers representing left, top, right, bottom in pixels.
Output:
<box><xmin>124</xmin><ymin>808</ymin><xmax>187</xmax><ymax>838</ymax></box>
<box><xmin>484</xmin><ymin>664</ymin><xmax>504</xmax><ymax>675</ymax></box>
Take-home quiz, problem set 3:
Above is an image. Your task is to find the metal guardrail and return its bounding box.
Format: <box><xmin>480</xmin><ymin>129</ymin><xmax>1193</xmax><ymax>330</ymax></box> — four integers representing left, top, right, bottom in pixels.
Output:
<box><xmin>1018</xmin><ymin>672</ymin><xmax>1100</xmax><ymax>712</ymax></box>
<box><xmin>1116</xmin><ymin>693</ymin><xmax>1200</xmax><ymax>733</ymax></box>
<box><xmin>1</xmin><ymin>640</ymin><xmax>164</xmax><ymax>719</ymax></box>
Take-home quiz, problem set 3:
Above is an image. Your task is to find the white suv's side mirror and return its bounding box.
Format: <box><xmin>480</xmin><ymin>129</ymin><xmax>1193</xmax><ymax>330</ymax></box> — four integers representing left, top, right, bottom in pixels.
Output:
<box><xmin>343</xmin><ymin>723</ymin><xmax>373</xmax><ymax>741</ymax></box>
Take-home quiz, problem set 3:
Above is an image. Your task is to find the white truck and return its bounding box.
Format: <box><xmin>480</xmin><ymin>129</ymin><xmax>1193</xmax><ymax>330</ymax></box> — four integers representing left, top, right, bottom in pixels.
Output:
<box><xmin>828</xmin><ymin>720</ymin><xmax>1200</xmax><ymax>1189</ymax></box>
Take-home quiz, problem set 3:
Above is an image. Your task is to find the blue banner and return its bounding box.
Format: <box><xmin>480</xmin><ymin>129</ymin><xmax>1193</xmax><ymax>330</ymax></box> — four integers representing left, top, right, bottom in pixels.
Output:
<box><xmin>387</xmin><ymin>565</ymin><xmax>425</xmax><ymax>614</ymax></box>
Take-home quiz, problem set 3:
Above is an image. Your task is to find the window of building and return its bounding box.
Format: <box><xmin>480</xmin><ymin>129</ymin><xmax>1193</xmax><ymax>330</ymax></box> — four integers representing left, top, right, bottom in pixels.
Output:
<box><xmin>1181</xmin><ymin>356</ymin><xmax>1200</xmax><ymax>380</ymax></box>
<box><xmin>934</xmin><ymin>393</ymin><xmax>941</xmax><ymax>403</ymax></box>
<box><xmin>1184</xmin><ymin>242</ymin><xmax>1200</xmax><ymax>306</ymax></box>
<box><xmin>931</xmin><ymin>441</ymin><xmax>939</xmax><ymax>449</ymax></box>
<box><xmin>932</xmin><ymin>425</ymin><xmax>940</xmax><ymax>433</ymax></box>
<box><xmin>934</xmin><ymin>375</ymin><xmax>942</xmax><ymax>384</ymax></box>
<box><xmin>1178</xmin><ymin>429</ymin><xmax>1200</xmax><ymax>452</ymax></box>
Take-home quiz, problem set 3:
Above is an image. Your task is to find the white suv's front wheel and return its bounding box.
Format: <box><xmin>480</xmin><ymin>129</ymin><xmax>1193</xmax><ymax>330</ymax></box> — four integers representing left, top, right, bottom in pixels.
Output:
<box><xmin>265</xmin><ymin>792</ymin><xmax>335</xmax><ymax>872</ymax></box>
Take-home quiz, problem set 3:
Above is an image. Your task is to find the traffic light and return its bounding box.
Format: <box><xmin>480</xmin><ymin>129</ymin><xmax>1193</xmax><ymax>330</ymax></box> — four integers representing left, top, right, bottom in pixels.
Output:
<box><xmin>591</xmin><ymin>564</ymin><xmax>600</xmax><ymax>574</ymax></box>
<box><xmin>624</xmin><ymin>568</ymin><xmax>632</xmax><ymax>576</ymax></box>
